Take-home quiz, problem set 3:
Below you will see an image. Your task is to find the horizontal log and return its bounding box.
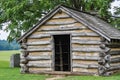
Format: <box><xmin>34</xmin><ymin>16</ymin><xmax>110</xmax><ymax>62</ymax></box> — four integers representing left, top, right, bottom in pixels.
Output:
<box><xmin>28</xmin><ymin>71</ymin><xmax>96</xmax><ymax>76</ymax></box>
<box><xmin>107</xmin><ymin>66</ymin><xmax>120</xmax><ymax>71</ymax></box>
<box><xmin>27</xmin><ymin>63</ymin><xmax>51</xmax><ymax>68</ymax></box>
<box><xmin>72</xmin><ymin>47</ymin><xmax>101</xmax><ymax>52</ymax></box>
<box><xmin>26</xmin><ymin>56</ymin><xmax>51</xmax><ymax>60</ymax></box>
<box><xmin>45</xmin><ymin>19</ymin><xmax>77</xmax><ymax>25</ymax></box>
<box><xmin>28</xmin><ymin>34</ymin><xmax>50</xmax><ymax>39</ymax></box>
<box><xmin>72</xmin><ymin>36</ymin><xmax>101</xmax><ymax>40</ymax></box>
<box><xmin>106</xmin><ymin>43</ymin><xmax>120</xmax><ymax>48</ymax></box>
<box><xmin>110</xmin><ymin>51</ymin><xmax>120</xmax><ymax>55</ymax></box>
<box><xmin>111</xmin><ymin>57</ymin><xmax>120</xmax><ymax>63</ymax></box>
<box><xmin>29</xmin><ymin>52</ymin><xmax>51</xmax><ymax>56</ymax></box>
<box><xmin>27</xmin><ymin>45</ymin><xmax>51</xmax><ymax>50</ymax></box>
<box><xmin>26</xmin><ymin>41</ymin><xmax>51</xmax><ymax>46</ymax></box>
<box><xmin>72</xmin><ymin>32</ymin><xmax>99</xmax><ymax>37</ymax></box>
<box><xmin>73</xmin><ymin>68</ymin><xmax>97</xmax><ymax>73</ymax></box>
<box><xmin>72</xmin><ymin>39</ymin><xmax>101</xmax><ymax>45</ymax></box>
<box><xmin>39</xmin><ymin>22</ymin><xmax>83</xmax><ymax>30</ymax></box>
<box><xmin>29</xmin><ymin>32</ymin><xmax>99</xmax><ymax>39</ymax></box>
<box><xmin>41</xmin><ymin>26</ymin><xmax>86</xmax><ymax>31</ymax></box>
<box><xmin>29</xmin><ymin>68</ymin><xmax>52</xmax><ymax>72</ymax></box>
<box><xmin>21</xmin><ymin>47</ymin><xmax>51</xmax><ymax>52</ymax></box>
<box><xmin>72</xmin><ymin>55</ymin><xmax>99</xmax><ymax>60</ymax></box>
<box><xmin>72</xmin><ymin>63</ymin><xmax>98</xmax><ymax>68</ymax></box>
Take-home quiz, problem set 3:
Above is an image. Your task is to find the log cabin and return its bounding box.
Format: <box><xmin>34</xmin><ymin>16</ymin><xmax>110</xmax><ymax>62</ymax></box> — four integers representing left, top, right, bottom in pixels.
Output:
<box><xmin>18</xmin><ymin>5</ymin><xmax>120</xmax><ymax>76</ymax></box>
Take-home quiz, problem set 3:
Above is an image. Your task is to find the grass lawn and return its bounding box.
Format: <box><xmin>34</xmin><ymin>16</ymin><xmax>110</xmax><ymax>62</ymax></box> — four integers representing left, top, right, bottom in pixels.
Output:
<box><xmin>1</xmin><ymin>50</ymin><xmax>120</xmax><ymax>80</ymax></box>
<box><xmin>0</xmin><ymin>50</ymin><xmax>48</xmax><ymax>80</ymax></box>
<box><xmin>0</xmin><ymin>50</ymin><xmax>20</xmax><ymax>61</ymax></box>
<box><xmin>59</xmin><ymin>74</ymin><xmax>120</xmax><ymax>80</ymax></box>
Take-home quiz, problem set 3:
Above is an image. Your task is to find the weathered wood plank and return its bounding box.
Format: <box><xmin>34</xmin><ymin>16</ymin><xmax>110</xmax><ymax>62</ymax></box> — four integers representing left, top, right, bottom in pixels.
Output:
<box><xmin>40</xmin><ymin>26</ymin><xmax>86</xmax><ymax>31</ymax></box>
<box><xmin>22</xmin><ymin>47</ymin><xmax>51</xmax><ymax>52</ymax></box>
<box><xmin>73</xmin><ymin>68</ymin><xmax>97</xmax><ymax>73</ymax></box>
<box><xmin>26</xmin><ymin>56</ymin><xmax>51</xmax><ymax>60</ymax></box>
<box><xmin>27</xmin><ymin>38</ymin><xmax>50</xmax><ymax>43</ymax></box>
<box><xmin>72</xmin><ymin>63</ymin><xmax>98</xmax><ymax>69</ymax></box>
<box><xmin>28</xmin><ymin>34</ymin><xmax>50</xmax><ymax>39</ymax></box>
<box><xmin>111</xmin><ymin>57</ymin><xmax>120</xmax><ymax>63</ymax></box>
<box><xmin>29</xmin><ymin>52</ymin><xmax>51</xmax><ymax>56</ymax></box>
<box><xmin>29</xmin><ymin>31</ymin><xmax>99</xmax><ymax>39</ymax></box>
<box><xmin>106</xmin><ymin>43</ymin><xmax>120</xmax><ymax>48</ymax></box>
<box><xmin>72</xmin><ymin>39</ymin><xmax>101</xmax><ymax>45</ymax></box>
<box><xmin>27</xmin><ymin>41</ymin><xmax>51</xmax><ymax>46</ymax></box>
<box><xmin>72</xmin><ymin>32</ymin><xmax>99</xmax><ymax>37</ymax></box>
<box><xmin>107</xmin><ymin>66</ymin><xmax>120</xmax><ymax>71</ymax></box>
<box><xmin>29</xmin><ymin>68</ymin><xmax>52</xmax><ymax>72</ymax></box>
<box><xmin>46</xmin><ymin>18</ymin><xmax>77</xmax><ymax>25</ymax></box>
<box><xmin>28</xmin><ymin>71</ymin><xmax>96</xmax><ymax>75</ymax></box>
<box><xmin>110</xmin><ymin>63</ymin><xmax>120</xmax><ymax>67</ymax></box>
<box><xmin>110</xmin><ymin>51</ymin><xmax>120</xmax><ymax>55</ymax></box>
<box><xmin>39</xmin><ymin>22</ymin><xmax>84</xmax><ymax>31</ymax></box>
<box><xmin>72</xmin><ymin>52</ymin><xmax>99</xmax><ymax>56</ymax></box>
<box><xmin>72</xmin><ymin>36</ymin><xmax>101</xmax><ymax>41</ymax></box>
<box><xmin>72</xmin><ymin>55</ymin><xmax>100</xmax><ymax>60</ymax></box>
<box><xmin>27</xmin><ymin>63</ymin><xmax>51</xmax><ymax>68</ymax></box>
<box><xmin>72</xmin><ymin>47</ymin><xmax>101</xmax><ymax>52</ymax></box>
<box><xmin>27</xmin><ymin>45</ymin><xmax>51</xmax><ymax>49</ymax></box>
<box><xmin>28</xmin><ymin>60</ymin><xmax>51</xmax><ymax>64</ymax></box>
<box><xmin>111</xmin><ymin>48</ymin><xmax>120</xmax><ymax>51</ymax></box>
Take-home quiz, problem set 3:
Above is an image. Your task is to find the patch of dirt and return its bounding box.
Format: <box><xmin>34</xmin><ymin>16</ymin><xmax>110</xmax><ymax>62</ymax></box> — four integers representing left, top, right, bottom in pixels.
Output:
<box><xmin>46</xmin><ymin>75</ymin><xmax>65</xmax><ymax>80</ymax></box>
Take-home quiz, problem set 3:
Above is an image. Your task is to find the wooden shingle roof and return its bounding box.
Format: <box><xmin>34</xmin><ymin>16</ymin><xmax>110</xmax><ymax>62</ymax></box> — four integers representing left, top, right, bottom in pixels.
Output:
<box><xmin>18</xmin><ymin>5</ymin><xmax>120</xmax><ymax>42</ymax></box>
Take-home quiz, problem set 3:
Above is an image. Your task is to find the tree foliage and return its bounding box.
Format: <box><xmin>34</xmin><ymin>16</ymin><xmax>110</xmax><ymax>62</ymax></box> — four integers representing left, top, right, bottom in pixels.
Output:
<box><xmin>112</xmin><ymin>6</ymin><xmax>120</xmax><ymax>29</ymax></box>
<box><xmin>0</xmin><ymin>0</ymin><xmax>117</xmax><ymax>42</ymax></box>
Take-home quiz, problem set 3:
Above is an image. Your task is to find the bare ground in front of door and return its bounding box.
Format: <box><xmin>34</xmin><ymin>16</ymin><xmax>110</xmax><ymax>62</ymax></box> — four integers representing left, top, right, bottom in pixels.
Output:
<box><xmin>46</xmin><ymin>75</ymin><xmax>65</xmax><ymax>80</ymax></box>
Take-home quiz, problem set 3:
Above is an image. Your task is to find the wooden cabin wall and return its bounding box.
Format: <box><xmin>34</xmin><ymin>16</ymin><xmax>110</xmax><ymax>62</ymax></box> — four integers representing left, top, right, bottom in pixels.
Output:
<box><xmin>20</xmin><ymin>11</ymin><xmax>102</xmax><ymax>74</ymax></box>
<box><xmin>108</xmin><ymin>41</ymin><xmax>120</xmax><ymax>74</ymax></box>
<box><xmin>72</xmin><ymin>31</ymin><xmax>101</xmax><ymax>75</ymax></box>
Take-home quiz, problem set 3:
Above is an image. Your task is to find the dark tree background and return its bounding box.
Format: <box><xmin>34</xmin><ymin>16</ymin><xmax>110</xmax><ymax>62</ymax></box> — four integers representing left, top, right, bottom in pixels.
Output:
<box><xmin>0</xmin><ymin>40</ymin><xmax>20</xmax><ymax>50</ymax></box>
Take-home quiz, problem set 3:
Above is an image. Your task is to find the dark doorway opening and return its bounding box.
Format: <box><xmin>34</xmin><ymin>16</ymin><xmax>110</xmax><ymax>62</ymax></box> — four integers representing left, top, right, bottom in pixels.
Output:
<box><xmin>53</xmin><ymin>35</ymin><xmax>71</xmax><ymax>71</ymax></box>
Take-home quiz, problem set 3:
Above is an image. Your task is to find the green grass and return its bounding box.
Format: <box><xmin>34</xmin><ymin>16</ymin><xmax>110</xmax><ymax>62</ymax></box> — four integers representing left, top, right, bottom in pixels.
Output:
<box><xmin>0</xmin><ymin>50</ymin><xmax>20</xmax><ymax>61</ymax></box>
<box><xmin>58</xmin><ymin>74</ymin><xmax>120</xmax><ymax>80</ymax></box>
<box><xmin>0</xmin><ymin>50</ymin><xmax>48</xmax><ymax>80</ymax></box>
